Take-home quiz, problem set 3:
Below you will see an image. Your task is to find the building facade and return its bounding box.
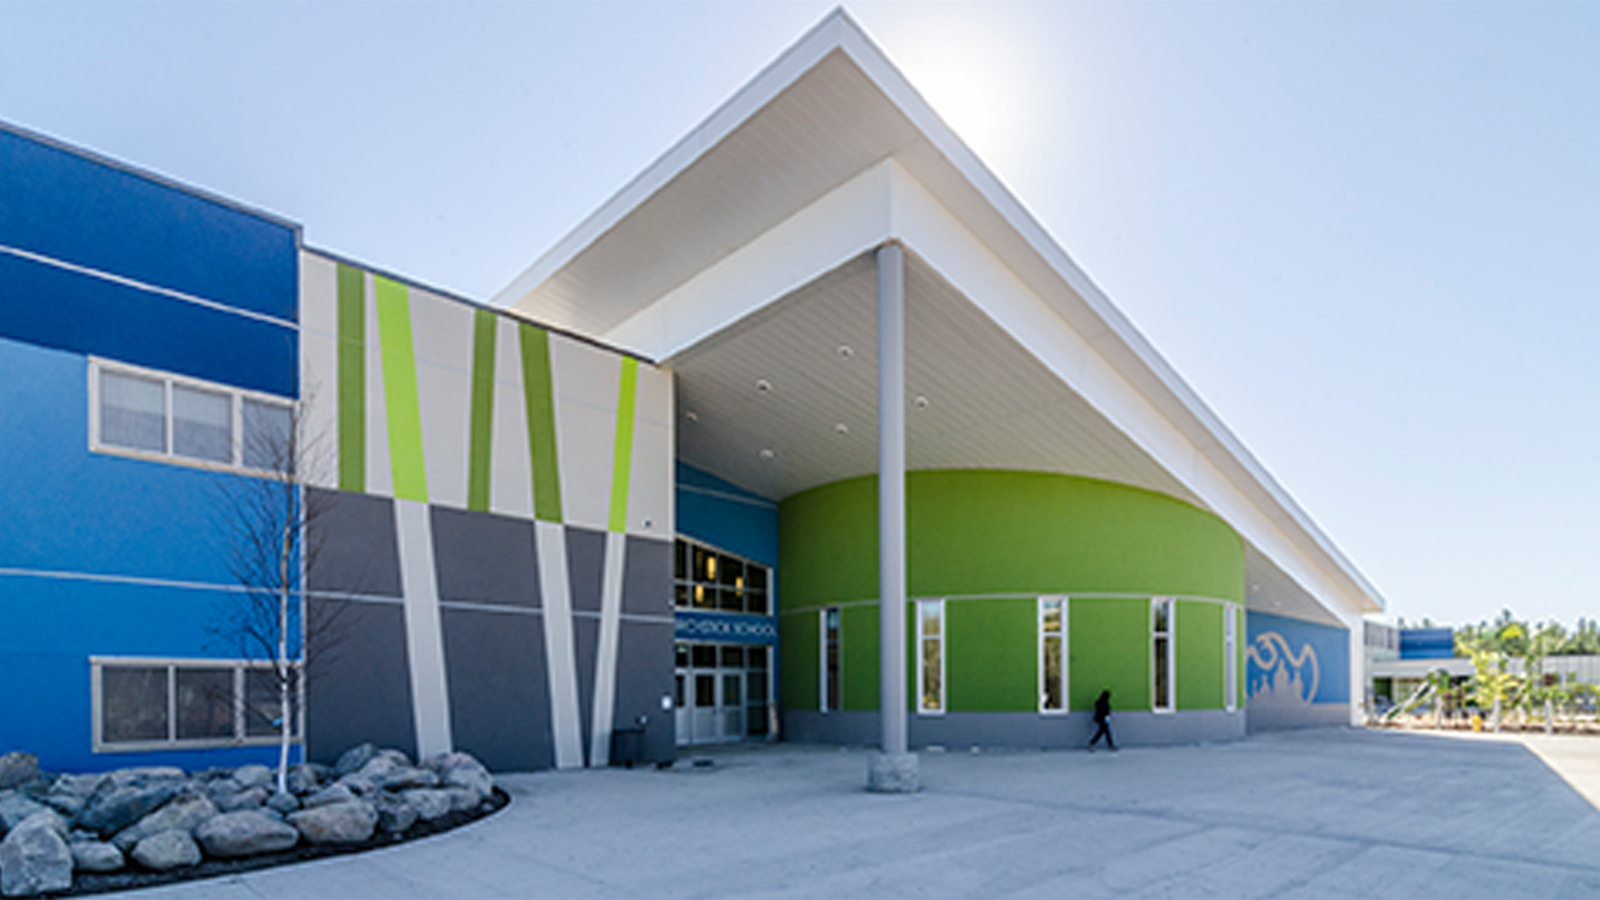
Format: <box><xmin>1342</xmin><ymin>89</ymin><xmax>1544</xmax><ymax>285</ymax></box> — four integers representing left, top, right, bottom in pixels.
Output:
<box><xmin>1</xmin><ymin>12</ymin><xmax>1383</xmax><ymax>774</ymax></box>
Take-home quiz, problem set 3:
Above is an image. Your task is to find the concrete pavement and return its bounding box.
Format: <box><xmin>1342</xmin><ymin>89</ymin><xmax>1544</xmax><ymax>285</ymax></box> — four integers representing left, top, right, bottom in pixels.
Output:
<box><xmin>116</xmin><ymin>728</ymin><xmax>1600</xmax><ymax>899</ymax></box>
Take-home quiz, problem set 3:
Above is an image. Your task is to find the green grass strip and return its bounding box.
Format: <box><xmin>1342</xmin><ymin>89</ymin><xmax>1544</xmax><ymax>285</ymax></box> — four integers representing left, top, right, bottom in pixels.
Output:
<box><xmin>607</xmin><ymin>357</ymin><xmax>639</xmax><ymax>533</ymax></box>
<box><xmin>335</xmin><ymin>264</ymin><xmax>366</xmax><ymax>493</ymax></box>
<box><xmin>467</xmin><ymin>309</ymin><xmax>498</xmax><ymax>512</ymax></box>
<box><xmin>519</xmin><ymin>323</ymin><xmax>562</xmax><ymax>522</ymax></box>
<box><xmin>373</xmin><ymin>276</ymin><xmax>429</xmax><ymax>503</ymax></box>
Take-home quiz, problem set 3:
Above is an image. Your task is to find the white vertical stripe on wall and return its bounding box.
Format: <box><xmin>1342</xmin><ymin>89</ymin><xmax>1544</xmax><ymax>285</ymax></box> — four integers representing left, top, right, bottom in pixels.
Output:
<box><xmin>297</xmin><ymin>253</ymin><xmax>341</xmax><ymax>491</ymax></box>
<box><xmin>489</xmin><ymin>317</ymin><xmax>534</xmax><ymax>519</ymax></box>
<box><xmin>549</xmin><ymin>333</ymin><xmax>620</xmax><ymax>532</ymax></box>
<box><xmin>535</xmin><ymin>520</ymin><xmax>585</xmax><ymax>769</ymax></box>
<box><xmin>588</xmin><ymin>530</ymin><xmax>628</xmax><ymax>767</ymax></box>
<box><xmin>394</xmin><ymin>499</ymin><xmax>453</xmax><ymax>759</ymax></box>
<box><xmin>408</xmin><ymin>289</ymin><xmax>474</xmax><ymax>510</ymax></box>
<box><xmin>364</xmin><ymin>273</ymin><xmax>394</xmax><ymax>499</ymax></box>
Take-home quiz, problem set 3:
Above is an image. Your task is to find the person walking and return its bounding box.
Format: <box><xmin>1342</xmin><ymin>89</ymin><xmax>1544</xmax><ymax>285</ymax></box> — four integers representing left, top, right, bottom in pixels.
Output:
<box><xmin>1088</xmin><ymin>689</ymin><xmax>1117</xmax><ymax>751</ymax></box>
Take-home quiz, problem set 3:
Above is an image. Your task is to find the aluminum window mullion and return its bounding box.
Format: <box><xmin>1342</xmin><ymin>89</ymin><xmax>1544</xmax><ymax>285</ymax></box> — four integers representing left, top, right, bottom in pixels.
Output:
<box><xmin>166</xmin><ymin>663</ymin><xmax>177</xmax><ymax>743</ymax></box>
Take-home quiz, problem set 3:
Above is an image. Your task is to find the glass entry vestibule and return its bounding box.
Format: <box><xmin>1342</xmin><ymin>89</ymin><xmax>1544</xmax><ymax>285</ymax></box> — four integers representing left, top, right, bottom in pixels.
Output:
<box><xmin>674</xmin><ymin>642</ymin><xmax>772</xmax><ymax>745</ymax></box>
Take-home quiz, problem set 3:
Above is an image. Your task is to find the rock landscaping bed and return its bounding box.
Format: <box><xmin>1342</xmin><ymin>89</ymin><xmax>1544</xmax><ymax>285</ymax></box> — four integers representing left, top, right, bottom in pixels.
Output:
<box><xmin>0</xmin><ymin>744</ymin><xmax>507</xmax><ymax>897</ymax></box>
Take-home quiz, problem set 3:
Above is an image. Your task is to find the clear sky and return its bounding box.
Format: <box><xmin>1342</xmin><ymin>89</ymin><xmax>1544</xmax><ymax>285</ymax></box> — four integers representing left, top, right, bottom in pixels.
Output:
<box><xmin>3</xmin><ymin>2</ymin><xmax>1596</xmax><ymax>630</ymax></box>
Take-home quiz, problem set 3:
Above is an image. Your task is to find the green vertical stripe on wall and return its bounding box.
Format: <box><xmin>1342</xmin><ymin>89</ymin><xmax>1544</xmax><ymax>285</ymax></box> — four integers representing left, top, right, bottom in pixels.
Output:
<box><xmin>518</xmin><ymin>323</ymin><xmax>562</xmax><ymax>523</ymax></box>
<box><xmin>466</xmin><ymin>309</ymin><xmax>498</xmax><ymax>512</ymax></box>
<box><xmin>335</xmin><ymin>264</ymin><xmax>366</xmax><ymax>493</ymax></box>
<box><xmin>607</xmin><ymin>357</ymin><xmax>639</xmax><ymax>533</ymax></box>
<box><xmin>373</xmin><ymin>276</ymin><xmax>429</xmax><ymax>503</ymax></box>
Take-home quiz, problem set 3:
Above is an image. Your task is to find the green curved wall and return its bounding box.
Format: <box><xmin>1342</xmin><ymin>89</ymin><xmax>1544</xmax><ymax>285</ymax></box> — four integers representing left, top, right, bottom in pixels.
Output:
<box><xmin>778</xmin><ymin>470</ymin><xmax>1245</xmax><ymax>716</ymax></box>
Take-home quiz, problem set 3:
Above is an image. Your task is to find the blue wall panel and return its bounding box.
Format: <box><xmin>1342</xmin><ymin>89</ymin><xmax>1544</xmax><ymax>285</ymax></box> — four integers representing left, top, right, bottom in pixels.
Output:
<box><xmin>1246</xmin><ymin>611</ymin><xmax>1350</xmax><ymax>705</ymax></box>
<box><xmin>0</xmin><ymin>336</ymin><xmax>299</xmax><ymax>770</ymax></box>
<box><xmin>0</xmin><ymin>126</ymin><xmax>297</xmax><ymax>322</ymax></box>
<box><xmin>675</xmin><ymin>463</ymin><xmax>778</xmax><ymax>568</ymax></box>
<box><xmin>1400</xmin><ymin>628</ymin><xmax>1455</xmax><ymax>660</ymax></box>
<box><xmin>0</xmin><ymin>252</ymin><xmax>296</xmax><ymax>398</ymax></box>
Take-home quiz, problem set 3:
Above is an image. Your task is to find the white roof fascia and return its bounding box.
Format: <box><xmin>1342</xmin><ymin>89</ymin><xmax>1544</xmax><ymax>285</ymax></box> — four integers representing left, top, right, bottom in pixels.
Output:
<box><xmin>497</xmin><ymin>9</ymin><xmax>1383</xmax><ymax>615</ymax></box>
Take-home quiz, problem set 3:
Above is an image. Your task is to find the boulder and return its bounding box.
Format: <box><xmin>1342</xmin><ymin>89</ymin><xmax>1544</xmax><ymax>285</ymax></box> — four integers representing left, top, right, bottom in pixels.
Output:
<box><xmin>376</xmin><ymin>767</ymin><xmax>438</xmax><ymax>791</ymax></box>
<box><xmin>355</xmin><ymin>756</ymin><xmax>397</xmax><ymax>781</ymax></box>
<box><xmin>102</xmin><ymin>767</ymin><xmax>185</xmax><ymax>790</ymax></box>
<box><xmin>265</xmin><ymin>792</ymin><xmax>299</xmax><ymax>815</ymax></box>
<box><xmin>214</xmin><ymin>787</ymin><xmax>269</xmax><ymax>813</ymax></box>
<box><xmin>76</xmin><ymin>782</ymin><xmax>180</xmax><ymax>837</ymax></box>
<box><xmin>36</xmin><ymin>793</ymin><xmax>84</xmax><ymax>819</ymax></box>
<box><xmin>129</xmin><ymin>830</ymin><xmax>200</xmax><ymax>871</ymax></box>
<box><xmin>335</xmin><ymin>774</ymin><xmax>377</xmax><ymax>797</ymax></box>
<box><xmin>287</xmin><ymin>801</ymin><xmax>376</xmax><ymax>845</ymax></box>
<box><xmin>332</xmin><ymin>744</ymin><xmax>377</xmax><ymax>778</ymax></box>
<box><xmin>70</xmin><ymin>840</ymin><xmax>124</xmax><ymax>873</ymax></box>
<box><xmin>50</xmin><ymin>774</ymin><xmax>108</xmax><ymax>800</ymax></box>
<box><xmin>443</xmin><ymin>788</ymin><xmax>481</xmax><ymax>813</ymax></box>
<box><xmin>111</xmin><ymin>795</ymin><xmax>216</xmax><ymax>852</ymax></box>
<box><xmin>440</xmin><ymin>763</ymin><xmax>493</xmax><ymax>801</ymax></box>
<box><xmin>232</xmin><ymin>765</ymin><xmax>274</xmax><ymax>791</ymax></box>
<box><xmin>0</xmin><ymin>796</ymin><xmax>49</xmax><ymax>833</ymax></box>
<box><xmin>194</xmin><ymin>811</ymin><xmax>299</xmax><ymax>858</ymax></box>
<box><xmin>375</xmin><ymin>748</ymin><xmax>412</xmax><ymax>768</ymax></box>
<box><xmin>0</xmin><ymin>812</ymin><xmax>72</xmax><ymax>897</ymax></box>
<box><xmin>400</xmin><ymin>789</ymin><xmax>452</xmax><ymax>822</ymax></box>
<box><xmin>285</xmin><ymin>765</ymin><xmax>319</xmax><ymax>796</ymax></box>
<box><xmin>301</xmin><ymin>783</ymin><xmax>356</xmax><ymax>809</ymax></box>
<box><xmin>0</xmin><ymin>755</ymin><xmax>39</xmax><ymax>793</ymax></box>
<box><xmin>372</xmin><ymin>795</ymin><xmax>417</xmax><ymax>835</ymax></box>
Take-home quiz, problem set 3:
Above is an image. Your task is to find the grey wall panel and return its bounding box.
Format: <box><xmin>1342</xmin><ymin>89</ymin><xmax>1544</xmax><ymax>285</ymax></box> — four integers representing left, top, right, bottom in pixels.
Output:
<box><xmin>565</xmin><ymin>526</ymin><xmax>606</xmax><ymax>614</ymax></box>
<box><xmin>613</xmin><ymin>620</ymin><xmax>676</xmax><ymax>765</ymax></box>
<box><xmin>440</xmin><ymin>606</ymin><xmax>553</xmax><ymax>772</ymax></box>
<box><xmin>783</xmin><ymin>711</ymin><xmax>877</xmax><ymax>747</ymax></box>
<box><xmin>306</xmin><ymin>489</ymin><xmax>401</xmax><ymax>596</ymax></box>
<box><xmin>573</xmin><ymin>614</ymin><xmax>599</xmax><ymax>763</ymax></box>
<box><xmin>431</xmin><ymin>506</ymin><xmax>541</xmax><ymax>609</ymax></box>
<box><xmin>621</xmin><ymin>535</ymin><xmax>673</xmax><ymax>618</ymax></box>
<box><xmin>1247</xmin><ymin>702</ymin><xmax>1350</xmax><ymax>734</ymax></box>
<box><xmin>305</xmin><ymin>597</ymin><xmax>417</xmax><ymax>764</ymax></box>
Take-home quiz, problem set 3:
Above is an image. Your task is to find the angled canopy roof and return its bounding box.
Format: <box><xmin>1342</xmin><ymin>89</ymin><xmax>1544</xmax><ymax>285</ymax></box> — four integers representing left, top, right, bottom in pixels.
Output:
<box><xmin>497</xmin><ymin>9</ymin><xmax>1383</xmax><ymax>624</ymax></box>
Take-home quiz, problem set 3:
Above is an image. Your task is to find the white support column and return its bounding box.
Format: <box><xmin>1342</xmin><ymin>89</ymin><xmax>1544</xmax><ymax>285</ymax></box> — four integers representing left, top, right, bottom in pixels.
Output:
<box><xmin>869</xmin><ymin>242</ymin><xmax>918</xmax><ymax>793</ymax></box>
<box><xmin>589</xmin><ymin>531</ymin><xmax>628</xmax><ymax>767</ymax></box>
<box><xmin>536</xmin><ymin>521</ymin><xmax>587</xmax><ymax>769</ymax></box>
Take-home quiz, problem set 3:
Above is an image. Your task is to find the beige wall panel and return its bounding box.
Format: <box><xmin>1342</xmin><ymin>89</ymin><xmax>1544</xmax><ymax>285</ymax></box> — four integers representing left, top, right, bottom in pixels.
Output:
<box><xmin>550</xmin><ymin>332</ymin><xmax>623</xmax><ymax>412</ymax></box>
<box><xmin>408</xmin><ymin>289</ymin><xmax>475</xmax><ymax>510</ymax></box>
<box><xmin>634</xmin><ymin>363</ymin><xmax>673</xmax><ymax>428</ymax></box>
<box><xmin>550</xmin><ymin>334</ymin><xmax>621</xmax><ymax>531</ymax></box>
<box><xmin>298</xmin><ymin>253</ymin><xmax>341</xmax><ymax>490</ymax></box>
<box><xmin>628</xmin><ymin>418</ymin><xmax>674</xmax><ymax>540</ymax></box>
<box><xmin>490</xmin><ymin>317</ymin><xmax>535</xmax><ymax>519</ymax></box>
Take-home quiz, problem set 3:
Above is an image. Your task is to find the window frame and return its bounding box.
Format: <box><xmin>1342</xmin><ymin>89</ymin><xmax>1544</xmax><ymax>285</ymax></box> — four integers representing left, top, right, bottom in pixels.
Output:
<box><xmin>1224</xmin><ymin>602</ymin><xmax>1239</xmax><ymax>714</ymax></box>
<box><xmin>672</xmin><ymin>536</ymin><xmax>771</xmax><ymax>617</ymax></box>
<box><xmin>916</xmin><ymin>598</ymin><xmax>946</xmax><ymax>716</ymax></box>
<box><xmin>91</xmin><ymin>656</ymin><xmax>304</xmax><ymax>753</ymax></box>
<box><xmin>820</xmin><ymin>607</ymin><xmax>840</xmax><ymax>713</ymax></box>
<box><xmin>1152</xmin><ymin>597</ymin><xmax>1176</xmax><ymax>714</ymax></box>
<box><xmin>89</xmin><ymin>358</ymin><xmax>295</xmax><ymax>477</ymax></box>
<box><xmin>1038</xmin><ymin>596</ymin><xmax>1068</xmax><ymax>715</ymax></box>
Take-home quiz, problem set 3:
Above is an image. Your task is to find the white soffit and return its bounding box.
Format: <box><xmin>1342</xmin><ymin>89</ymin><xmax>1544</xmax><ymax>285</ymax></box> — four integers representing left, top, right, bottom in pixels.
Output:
<box><xmin>498</xmin><ymin>10</ymin><xmax>1384</xmax><ymax>616</ymax></box>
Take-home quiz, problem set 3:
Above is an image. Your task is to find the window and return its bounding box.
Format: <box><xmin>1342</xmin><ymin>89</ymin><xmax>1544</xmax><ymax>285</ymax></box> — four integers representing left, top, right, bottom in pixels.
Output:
<box><xmin>673</xmin><ymin>538</ymin><xmax>770</xmax><ymax>615</ymax></box>
<box><xmin>821</xmin><ymin>607</ymin><xmax>840</xmax><ymax>712</ymax></box>
<box><xmin>91</xmin><ymin>359</ymin><xmax>294</xmax><ymax>475</ymax></box>
<box><xmin>1040</xmin><ymin>597</ymin><xmax>1066</xmax><ymax>713</ymax></box>
<box><xmin>1153</xmin><ymin>598</ymin><xmax>1175</xmax><ymax>713</ymax></box>
<box><xmin>93</xmin><ymin>658</ymin><xmax>301</xmax><ymax>751</ymax></box>
<box><xmin>1224</xmin><ymin>603</ymin><xmax>1239</xmax><ymax>713</ymax></box>
<box><xmin>918</xmin><ymin>600</ymin><xmax>945</xmax><ymax>715</ymax></box>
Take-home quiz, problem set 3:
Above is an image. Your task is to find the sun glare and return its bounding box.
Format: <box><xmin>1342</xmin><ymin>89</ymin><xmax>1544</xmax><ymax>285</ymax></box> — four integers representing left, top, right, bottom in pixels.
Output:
<box><xmin>886</xmin><ymin>12</ymin><xmax>1037</xmax><ymax>179</ymax></box>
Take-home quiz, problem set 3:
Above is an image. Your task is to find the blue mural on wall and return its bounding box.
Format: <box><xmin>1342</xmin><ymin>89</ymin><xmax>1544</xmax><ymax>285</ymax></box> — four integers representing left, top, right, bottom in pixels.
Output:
<box><xmin>1246</xmin><ymin>611</ymin><xmax>1349</xmax><ymax>707</ymax></box>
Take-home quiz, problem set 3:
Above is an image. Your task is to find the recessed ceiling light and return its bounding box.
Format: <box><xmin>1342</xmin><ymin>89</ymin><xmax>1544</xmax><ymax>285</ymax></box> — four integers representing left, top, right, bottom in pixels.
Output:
<box><xmin>913</xmin><ymin>395</ymin><xmax>929</xmax><ymax>410</ymax></box>
<box><xmin>685</xmin><ymin>411</ymin><xmax>699</xmax><ymax>423</ymax></box>
<box><xmin>834</xmin><ymin>423</ymin><xmax>848</xmax><ymax>435</ymax></box>
<box><xmin>837</xmin><ymin>345</ymin><xmax>854</xmax><ymax>359</ymax></box>
<box><xmin>756</xmin><ymin>379</ymin><xmax>772</xmax><ymax>393</ymax></box>
<box><xmin>759</xmin><ymin>448</ymin><xmax>775</xmax><ymax>461</ymax></box>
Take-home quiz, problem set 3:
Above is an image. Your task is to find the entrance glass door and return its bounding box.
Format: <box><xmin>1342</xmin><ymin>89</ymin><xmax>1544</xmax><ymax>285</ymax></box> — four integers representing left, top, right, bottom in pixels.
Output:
<box><xmin>674</xmin><ymin>642</ymin><xmax>772</xmax><ymax>746</ymax></box>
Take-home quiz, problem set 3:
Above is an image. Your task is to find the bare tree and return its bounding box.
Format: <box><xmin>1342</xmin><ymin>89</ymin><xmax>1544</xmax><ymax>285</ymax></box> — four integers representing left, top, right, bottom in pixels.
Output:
<box><xmin>208</xmin><ymin>390</ymin><xmax>345</xmax><ymax>795</ymax></box>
